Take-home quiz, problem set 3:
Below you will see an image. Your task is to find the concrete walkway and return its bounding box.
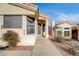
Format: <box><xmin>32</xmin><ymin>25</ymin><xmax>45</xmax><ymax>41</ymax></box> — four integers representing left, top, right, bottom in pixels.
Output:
<box><xmin>31</xmin><ymin>36</ymin><xmax>62</xmax><ymax>56</ymax></box>
<box><xmin>0</xmin><ymin>50</ymin><xmax>31</xmax><ymax>56</ymax></box>
<box><xmin>0</xmin><ymin>36</ymin><xmax>62</xmax><ymax>56</ymax></box>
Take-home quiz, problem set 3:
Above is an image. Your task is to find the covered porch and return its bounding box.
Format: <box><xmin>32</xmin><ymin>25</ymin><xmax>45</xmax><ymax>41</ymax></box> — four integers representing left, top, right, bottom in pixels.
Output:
<box><xmin>35</xmin><ymin>13</ymin><xmax>49</xmax><ymax>38</ymax></box>
<box><xmin>37</xmin><ymin>19</ymin><xmax>48</xmax><ymax>38</ymax></box>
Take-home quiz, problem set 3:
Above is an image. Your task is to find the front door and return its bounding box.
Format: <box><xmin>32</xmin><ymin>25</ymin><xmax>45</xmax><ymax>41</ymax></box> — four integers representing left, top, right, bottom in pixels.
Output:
<box><xmin>72</xmin><ymin>29</ymin><xmax>78</xmax><ymax>40</ymax></box>
<box><xmin>42</xmin><ymin>24</ymin><xmax>45</xmax><ymax>37</ymax></box>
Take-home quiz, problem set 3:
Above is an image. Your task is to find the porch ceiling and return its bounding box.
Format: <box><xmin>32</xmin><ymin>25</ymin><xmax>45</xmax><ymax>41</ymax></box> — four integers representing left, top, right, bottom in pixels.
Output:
<box><xmin>26</xmin><ymin>15</ymin><xmax>46</xmax><ymax>24</ymax></box>
<box><xmin>37</xmin><ymin>19</ymin><xmax>46</xmax><ymax>24</ymax></box>
<box><xmin>27</xmin><ymin>14</ymin><xmax>35</xmax><ymax>17</ymax></box>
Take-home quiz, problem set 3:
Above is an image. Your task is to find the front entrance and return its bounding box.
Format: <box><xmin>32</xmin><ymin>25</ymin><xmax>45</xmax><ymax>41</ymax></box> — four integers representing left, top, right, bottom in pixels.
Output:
<box><xmin>42</xmin><ymin>24</ymin><xmax>45</xmax><ymax>37</ymax></box>
<box><xmin>72</xmin><ymin>29</ymin><xmax>78</xmax><ymax>40</ymax></box>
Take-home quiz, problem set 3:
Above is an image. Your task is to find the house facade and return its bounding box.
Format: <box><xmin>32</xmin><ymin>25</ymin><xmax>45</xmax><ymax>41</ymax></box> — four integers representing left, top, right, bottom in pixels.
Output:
<box><xmin>0</xmin><ymin>3</ymin><xmax>49</xmax><ymax>47</ymax></box>
<box><xmin>54</xmin><ymin>21</ymin><xmax>79</xmax><ymax>40</ymax></box>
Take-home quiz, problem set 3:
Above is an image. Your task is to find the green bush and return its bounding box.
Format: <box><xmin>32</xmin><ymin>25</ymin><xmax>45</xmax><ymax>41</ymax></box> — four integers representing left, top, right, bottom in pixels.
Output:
<box><xmin>67</xmin><ymin>46</ymin><xmax>77</xmax><ymax>55</ymax></box>
<box><xmin>55</xmin><ymin>36</ymin><xmax>64</xmax><ymax>43</ymax></box>
<box><xmin>2</xmin><ymin>30</ymin><xmax>20</xmax><ymax>47</ymax></box>
<box><xmin>67</xmin><ymin>42</ymin><xmax>79</xmax><ymax>55</ymax></box>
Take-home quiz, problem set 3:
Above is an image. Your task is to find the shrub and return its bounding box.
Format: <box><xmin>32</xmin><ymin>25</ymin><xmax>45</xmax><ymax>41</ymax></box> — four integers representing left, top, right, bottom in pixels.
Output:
<box><xmin>0</xmin><ymin>39</ymin><xmax>8</xmax><ymax>46</ymax></box>
<box><xmin>67</xmin><ymin>43</ymin><xmax>79</xmax><ymax>56</ymax></box>
<box><xmin>67</xmin><ymin>46</ymin><xmax>77</xmax><ymax>55</ymax></box>
<box><xmin>74</xmin><ymin>43</ymin><xmax>79</xmax><ymax>50</ymax></box>
<box><xmin>55</xmin><ymin>36</ymin><xmax>64</xmax><ymax>43</ymax></box>
<box><xmin>2</xmin><ymin>30</ymin><xmax>20</xmax><ymax>47</ymax></box>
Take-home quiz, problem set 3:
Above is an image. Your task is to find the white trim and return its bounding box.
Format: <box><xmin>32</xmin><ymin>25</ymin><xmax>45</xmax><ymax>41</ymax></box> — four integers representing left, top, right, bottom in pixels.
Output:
<box><xmin>22</xmin><ymin>15</ymin><xmax>26</xmax><ymax>36</ymax></box>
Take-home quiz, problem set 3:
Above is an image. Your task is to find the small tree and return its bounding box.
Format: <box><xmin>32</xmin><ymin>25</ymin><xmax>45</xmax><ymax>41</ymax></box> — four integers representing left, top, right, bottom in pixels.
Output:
<box><xmin>2</xmin><ymin>30</ymin><xmax>20</xmax><ymax>47</ymax></box>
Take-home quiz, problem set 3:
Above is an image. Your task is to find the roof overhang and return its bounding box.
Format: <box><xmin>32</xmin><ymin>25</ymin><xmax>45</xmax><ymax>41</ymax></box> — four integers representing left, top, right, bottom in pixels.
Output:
<box><xmin>38</xmin><ymin>13</ymin><xmax>50</xmax><ymax>20</ymax></box>
<box><xmin>9</xmin><ymin>3</ymin><xmax>38</xmax><ymax>12</ymax></box>
<box><xmin>8</xmin><ymin>3</ymin><xmax>50</xmax><ymax>24</ymax></box>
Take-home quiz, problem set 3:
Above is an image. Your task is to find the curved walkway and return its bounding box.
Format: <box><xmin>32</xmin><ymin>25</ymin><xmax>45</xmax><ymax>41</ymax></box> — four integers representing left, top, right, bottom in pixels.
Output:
<box><xmin>32</xmin><ymin>36</ymin><xmax>62</xmax><ymax>56</ymax></box>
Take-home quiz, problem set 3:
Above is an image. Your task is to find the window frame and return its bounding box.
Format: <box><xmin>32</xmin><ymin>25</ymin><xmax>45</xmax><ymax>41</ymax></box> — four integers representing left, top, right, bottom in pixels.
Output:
<box><xmin>26</xmin><ymin>16</ymin><xmax>35</xmax><ymax>35</ymax></box>
<box><xmin>64</xmin><ymin>31</ymin><xmax>70</xmax><ymax>37</ymax></box>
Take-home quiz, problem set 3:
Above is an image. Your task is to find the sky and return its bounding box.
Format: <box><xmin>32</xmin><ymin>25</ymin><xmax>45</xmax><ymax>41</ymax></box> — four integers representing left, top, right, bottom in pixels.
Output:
<box><xmin>34</xmin><ymin>3</ymin><xmax>79</xmax><ymax>24</ymax></box>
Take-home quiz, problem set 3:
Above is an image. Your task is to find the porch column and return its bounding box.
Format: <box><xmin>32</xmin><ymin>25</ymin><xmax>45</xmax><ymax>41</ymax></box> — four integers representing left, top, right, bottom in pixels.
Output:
<box><xmin>41</xmin><ymin>24</ymin><xmax>43</xmax><ymax>36</ymax></box>
<box><xmin>45</xmin><ymin>20</ymin><xmax>48</xmax><ymax>38</ymax></box>
<box><xmin>35</xmin><ymin>19</ymin><xmax>38</xmax><ymax>38</ymax></box>
<box><xmin>70</xmin><ymin>28</ymin><xmax>72</xmax><ymax>39</ymax></box>
<box><xmin>62</xmin><ymin>27</ymin><xmax>64</xmax><ymax>38</ymax></box>
<box><xmin>23</xmin><ymin>15</ymin><xmax>26</xmax><ymax>36</ymax></box>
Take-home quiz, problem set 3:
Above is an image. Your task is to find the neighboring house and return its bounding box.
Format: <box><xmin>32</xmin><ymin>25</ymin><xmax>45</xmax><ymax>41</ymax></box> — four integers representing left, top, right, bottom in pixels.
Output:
<box><xmin>54</xmin><ymin>21</ymin><xmax>79</xmax><ymax>40</ymax></box>
<box><xmin>0</xmin><ymin>3</ymin><xmax>49</xmax><ymax>47</ymax></box>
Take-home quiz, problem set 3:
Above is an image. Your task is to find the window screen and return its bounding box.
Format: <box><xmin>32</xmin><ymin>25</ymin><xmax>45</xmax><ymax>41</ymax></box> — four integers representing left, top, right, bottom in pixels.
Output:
<box><xmin>4</xmin><ymin>15</ymin><xmax>22</xmax><ymax>28</ymax></box>
<box><xmin>27</xmin><ymin>16</ymin><xmax>35</xmax><ymax>34</ymax></box>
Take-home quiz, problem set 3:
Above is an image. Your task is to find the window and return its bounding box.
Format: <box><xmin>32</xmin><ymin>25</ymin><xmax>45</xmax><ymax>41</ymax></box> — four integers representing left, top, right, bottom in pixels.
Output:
<box><xmin>57</xmin><ymin>30</ymin><xmax>62</xmax><ymax>36</ymax></box>
<box><xmin>64</xmin><ymin>31</ymin><xmax>70</xmax><ymax>37</ymax></box>
<box><xmin>4</xmin><ymin>15</ymin><xmax>22</xmax><ymax>28</ymax></box>
<box><xmin>64</xmin><ymin>28</ymin><xmax>70</xmax><ymax>29</ymax></box>
<box><xmin>27</xmin><ymin>16</ymin><xmax>35</xmax><ymax>34</ymax></box>
<box><xmin>38</xmin><ymin>23</ymin><xmax>41</xmax><ymax>35</ymax></box>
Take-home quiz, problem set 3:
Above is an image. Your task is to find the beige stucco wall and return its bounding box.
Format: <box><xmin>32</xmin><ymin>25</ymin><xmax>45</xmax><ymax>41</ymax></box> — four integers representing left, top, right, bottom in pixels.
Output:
<box><xmin>18</xmin><ymin>16</ymin><xmax>36</xmax><ymax>46</ymax></box>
